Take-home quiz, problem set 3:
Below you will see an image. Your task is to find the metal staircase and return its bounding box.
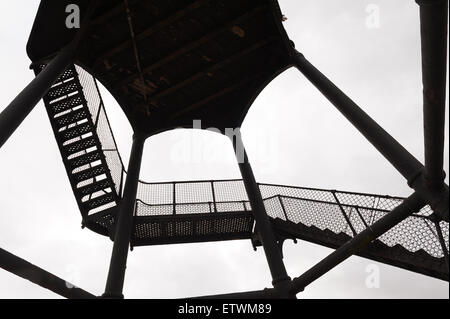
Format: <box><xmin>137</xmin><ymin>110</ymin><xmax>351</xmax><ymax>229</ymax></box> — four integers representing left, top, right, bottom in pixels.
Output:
<box><xmin>36</xmin><ymin>63</ymin><xmax>449</xmax><ymax>281</ymax></box>
<box><xmin>34</xmin><ymin>64</ymin><xmax>120</xmax><ymax>230</ymax></box>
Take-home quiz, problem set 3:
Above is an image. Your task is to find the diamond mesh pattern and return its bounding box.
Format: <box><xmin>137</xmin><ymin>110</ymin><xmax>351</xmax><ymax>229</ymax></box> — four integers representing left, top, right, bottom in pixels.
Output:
<box><xmin>76</xmin><ymin>65</ymin><xmax>124</xmax><ymax>198</ymax></box>
<box><xmin>281</xmin><ymin>197</ymin><xmax>354</xmax><ymax>237</ymax></box>
<box><xmin>175</xmin><ymin>182</ymin><xmax>213</xmax><ymax>203</ymax></box>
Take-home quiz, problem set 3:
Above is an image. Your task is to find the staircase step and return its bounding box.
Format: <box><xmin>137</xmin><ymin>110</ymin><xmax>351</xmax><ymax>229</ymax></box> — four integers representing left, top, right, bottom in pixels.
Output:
<box><xmin>58</xmin><ymin>122</ymin><xmax>92</xmax><ymax>142</ymax></box>
<box><xmin>83</xmin><ymin>193</ymin><xmax>116</xmax><ymax>210</ymax></box>
<box><xmin>57</xmin><ymin>67</ymin><xmax>77</xmax><ymax>82</ymax></box>
<box><xmin>64</xmin><ymin>136</ymin><xmax>97</xmax><ymax>155</ymax></box>
<box><xmin>55</xmin><ymin>108</ymin><xmax>89</xmax><ymax>127</ymax></box>
<box><xmin>72</xmin><ymin>165</ymin><xmax>107</xmax><ymax>183</ymax></box>
<box><xmin>77</xmin><ymin>179</ymin><xmax>114</xmax><ymax>196</ymax></box>
<box><xmin>68</xmin><ymin>150</ymin><xmax>102</xmax><ymax>169</ymax></box>
<box><xmin>49</xmin><ymin>93</ymin><xmax>84</xmax><ymax>116</ymax></box>
<box><xmin>37</xmin><ymin>65</ymin><xmax>77</xmax><ymax>83</ymax></box>
<box><xmin>46</xmin><ymin>79</ymin><xmax>79</xmax><ymax>101</ymax></box>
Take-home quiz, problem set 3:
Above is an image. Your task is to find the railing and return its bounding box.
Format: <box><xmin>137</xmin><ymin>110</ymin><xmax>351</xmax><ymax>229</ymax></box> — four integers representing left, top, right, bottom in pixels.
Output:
<box><xmin>131</xmin><ymin>179</ymin><xmax>449</xmax><ymax>259</ymax></box>
<box><xmin>75</xmin><ymin>65</ymin><xmax>449</xmax><ymax>260</ymax></box>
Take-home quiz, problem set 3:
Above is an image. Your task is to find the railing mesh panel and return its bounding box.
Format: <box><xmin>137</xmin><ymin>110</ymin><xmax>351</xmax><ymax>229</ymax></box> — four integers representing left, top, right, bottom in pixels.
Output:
<box><xmin>76</xmin><ymin>66</ymin><xmax>124</xmax><ymax>197</ymax></box>
<box><xmin>76</xmin><ymin>66</ymin><xmax>449</xmax><ymax>260</ymax></box>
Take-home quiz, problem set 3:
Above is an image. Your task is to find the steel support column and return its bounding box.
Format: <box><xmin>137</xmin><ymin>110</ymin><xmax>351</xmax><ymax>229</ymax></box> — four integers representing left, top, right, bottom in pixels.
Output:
<box><xmin>103</xmin><ymin>134</ymin><xmax>145</xmax><ymax>298</ymax></box>
<box><xmin>230</xmin><ymin>132</ymin><xmax>292</xmax><ymax>296</ymax></box>
<box><xmin>416</xmin><ymin>0</ymin><xmax>448</xmax><ymax>184</ymax></box>
<box><xmin>293</xmin><ymin>51</ymin><xmax>448</xmax><ymax>221</ymax></box>
<box><xmin>290</xmin><ymin>192</ymin><xmax>425</xmax><ymax>294</ymax></box>
<box><xmin>0</xmin><ymin>46</ymin><xmax>74</xmax><ymax>148</ymax></box>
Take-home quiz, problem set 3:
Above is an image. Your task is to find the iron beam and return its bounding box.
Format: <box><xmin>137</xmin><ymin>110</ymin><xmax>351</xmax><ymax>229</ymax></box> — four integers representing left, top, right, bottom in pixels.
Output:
<box><xmin>0</xmin><ymin>247</ymin><xmax>95</xmax><ymax>299</ymax></box>
<box><xmin>289</xmin><ymin>192</ymin><xmax>425</xmax><ymax>294</ymax></box>
<box><xmin>416</xmin><ymin>0</ymin><xmax>448</xmax><ymax>184</ymax></box>
<box><xmin>293</xmin><ymin>51</ymin><xmax>449</xmax><ymax>221</ymax></box>
<box><xmin>103</xmin><ymin>134</ymin><xmax>145</xmax><ymax>298</ymax></box>
<box><xmin>0</xmin><ymin>0</ymin><xmax>99</xmax><ymax>149</ymax></box>
<box><xmin>293</xmin><ymin>51</ymin><xmax>423</xmax><ymax>182</ymax></box>
<box><xmin>231</xmin><ymin>132</ymin><xmax>292</xmax><ymax>297</ymax></box>
<box><xmin>0</xmin><ymin>46</ymin><xmax>74</xmax><ymax>148</ymax></box>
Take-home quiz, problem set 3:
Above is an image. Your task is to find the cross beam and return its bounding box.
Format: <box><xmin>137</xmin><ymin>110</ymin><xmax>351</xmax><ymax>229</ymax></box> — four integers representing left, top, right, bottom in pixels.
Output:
<box><xmin>289</xmin><ymin>192</ymin><xmax>425</xmax><ymax>293</ymax></box>
<box><xmin>0</xmin><ymin>247</ymin><xmax>95</xmax><ymax>299</ymax></box>
<box><xmin>293</xmin><ymin>51</ymin><xmax>449</xmax><ymax>222</ymax></box>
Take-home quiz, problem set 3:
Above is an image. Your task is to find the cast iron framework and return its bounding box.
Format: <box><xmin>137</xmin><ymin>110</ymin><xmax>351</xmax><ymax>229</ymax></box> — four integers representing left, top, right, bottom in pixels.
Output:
<box><xmin>0</xmin><ymin>0</ymin><xmax>448</xmax><ymax>298</ymax></box>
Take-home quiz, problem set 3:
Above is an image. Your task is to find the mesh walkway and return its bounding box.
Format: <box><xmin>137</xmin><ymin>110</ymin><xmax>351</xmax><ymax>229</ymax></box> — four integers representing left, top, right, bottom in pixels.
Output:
<box><xmin>37</xmin><ymin>64</ymin><xmax>449</xmax><ymax>280</ymax></box>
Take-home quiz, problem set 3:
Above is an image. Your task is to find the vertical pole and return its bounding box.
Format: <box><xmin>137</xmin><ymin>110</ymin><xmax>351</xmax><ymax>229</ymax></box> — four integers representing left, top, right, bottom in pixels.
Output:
<box><xmin>0</xmin><ymin>46</ymin><xmax>74</xmax><ymax>148</ymax></box>
<box><xmin>416</xmin><ymin>0</ymin><xmax>448</xmax><ymax>184</ymax></box>
<box><xmin>229</xmin><ymin>132</ymin><xmax>291</xmax><ymax>296</ymax></box>
<box><xmin>103</xmin><ymin>133</ymin><xmax>145</xmax><ymax>298</ymax></box>
<box><xmin>172</xmin><ymin>182</ymin><xmax>176</xmax><ymax>215</ymax></box>
<box><xmin>211</xmin><ymin>181</ymin><xmax>218</xmax><ymax>213</ymax></box>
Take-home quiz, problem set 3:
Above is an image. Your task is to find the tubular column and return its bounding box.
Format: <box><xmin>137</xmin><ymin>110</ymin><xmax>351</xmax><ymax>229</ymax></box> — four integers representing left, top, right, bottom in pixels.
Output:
<box><xmin>416</xmin><ymin>0</ymin><xmax>448</xmax><ymax>184</ymax></box>
<box><xmin>103</xmin><ymin>134</ymin><xmax>145</xmax><ymax>298</ymax></box>
<box><xmin>230</xmin><ymin>131</ymin><xmax>292</xmax><ymax>297</ymax></box>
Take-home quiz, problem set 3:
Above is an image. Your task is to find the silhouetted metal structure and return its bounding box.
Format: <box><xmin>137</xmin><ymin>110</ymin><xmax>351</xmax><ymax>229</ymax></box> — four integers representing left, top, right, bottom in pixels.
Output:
<box><xmin>0</xmin><ymin>0</ymin><xmax>448</xmax><ymax>298</ymax></box>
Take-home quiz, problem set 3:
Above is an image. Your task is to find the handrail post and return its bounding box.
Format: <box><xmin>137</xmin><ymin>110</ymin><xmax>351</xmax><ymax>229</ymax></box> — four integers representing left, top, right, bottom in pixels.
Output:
<box><xmin>172</xmin><ymin>182</ymin><xmax>177</xmax><ymax>215</ymax></box>
<box><xmin>278</xmin><ymin>195</ymin><xmax>289</xmax><ymax>221</ymax></box>
<box><xmin>103</xmin><ymin>133</ymin><xmax>145</xmax><ymax>298</ymax></box>
<box><xmin>211</xmin><ymin>181</ymin><xmax>218</xmax><ymax>213</ymax></box>
<box><xmin>331</xmin><ymin>191</ymin><xmax>357</xmax><ymax>236</ymax></box>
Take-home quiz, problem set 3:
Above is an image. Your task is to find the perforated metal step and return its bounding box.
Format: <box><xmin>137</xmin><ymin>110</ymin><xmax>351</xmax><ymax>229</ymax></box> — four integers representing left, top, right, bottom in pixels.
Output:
<box><xmin>35</xmin><ymin>64</ymin><xmax>120</xmax><ymax>220</ymax></box>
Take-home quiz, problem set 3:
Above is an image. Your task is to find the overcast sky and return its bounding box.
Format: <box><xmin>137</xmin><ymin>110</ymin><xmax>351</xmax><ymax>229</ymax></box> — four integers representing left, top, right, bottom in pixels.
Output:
<box><xmin>0</xmin><ymin>0</ymin><xmax>448</xmax><ymax>299</ymax></box>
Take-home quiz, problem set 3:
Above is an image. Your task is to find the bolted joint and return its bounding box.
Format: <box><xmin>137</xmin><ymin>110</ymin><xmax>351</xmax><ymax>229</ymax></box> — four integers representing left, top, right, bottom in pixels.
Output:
<box><xmin>271</xmin><ymin>278</ymin><xmax>295</xmax><ymax>299</ymax></box>
<box><xmin>424</xmin><ymin>170</ymin><xmax>447</xmax><ymax>188</ymax></box>
<box><xmin>411</xmin><ymin>173</ymin><xmax>449</xmax><ymax>222</ymax></box>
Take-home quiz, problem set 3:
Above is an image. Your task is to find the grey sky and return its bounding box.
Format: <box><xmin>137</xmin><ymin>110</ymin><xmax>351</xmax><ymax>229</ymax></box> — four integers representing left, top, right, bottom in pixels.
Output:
<box><xmin>0</xmin><ymin>0</ymin><xmax>448</xmax><ymax>298</ymax></box>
